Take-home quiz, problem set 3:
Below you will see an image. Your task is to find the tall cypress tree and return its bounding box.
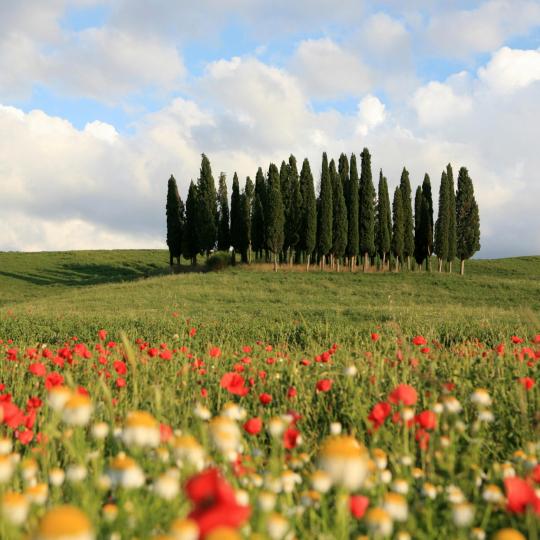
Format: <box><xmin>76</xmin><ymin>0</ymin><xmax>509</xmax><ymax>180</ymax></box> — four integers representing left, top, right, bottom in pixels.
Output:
<box><xmin>299</xmin><ymin>158</ymin><xmax>317</xmax><ymax>270</ymax></box>
<box><xmin>280</xmin><ymin>160</ymin><xmax>291</xmax><ymax>261</ymax></box>
<box><xmin>376</xmin><ymin>170</ymin><xmax>391</xmax><ymax>268</ymax></box>
<box><xmin>434</xmin><ymin>171</ymin><xmax>449</xmax><ymax>272</ymax></box>
<box><xmin>338</xmin><ymin>153</ymin><xmax>350</xmax><ymax>197</ymax></box>
<box><xmin>317</xmin><ymin>152</ymin><xmax>333</xmax><ymax>267</ymax></box>
<box><xmin>414</xmin><ymin>186</ymin><xmax>426</xmax><ymax>268</ymax></box>
<box><xmin>391</xmin><ymin>186</ymin><xmax>404</xmax><ymax>271</ymax></box>
<box><xmin>422</xmin><ymin>173</ymin><xmax>434</xmax><ymax>270</ymax></box>
<box><xmin>251</xmin><ymin>167</ymin><xmax>266</xmax><ymax>260</ymax></box>
<box><xmin>241</xmin><ymin>177</ymin><xmax>254</xmax><ymax>263</ymax></box>
<box><xmin>229</xmin><ymin>173</ymin><xmax>242</xmax><ymax>262</ymax></box>
<box><xmin>196</xmin><ymin>154</ymin><xmax>218</xmax><ymax>258</ymax></box>
<box><xmin>183</xmin><ymin>181</ymin><xmax>199</xmax><ymax>265</ymax></box>
<box><xmin>359</xmin><ymin>148</ymin><xmax>375</xmax><ymax>271</ymax></box>
<box><xmin>166</xmin><ymin>175</ymin><xmax>183</xmax><ymax>267</ymax></box>
<box><xmin>285</xmin><ymin>155</ymin><xmax>302</xmax><ymax>264</ymax></box>
<box><xmin>330</xmin><ymin>158</ymin><xmax>348</xmax><ymax>270</ymax></box>
<box><xmin>217</xmin><ymin>172</ymin><xmax>230</xmax><ymax>251</ymax></box>
<box><xmin>346</xmin><ymin>154</ymin><xmax>359</xmax><ymax>269</ymax></box>
<box><xmin>446</xmin><ymin>163</ymin><xmax>457</xmax><ymax>272</ymax></box>
<box><xmin>400</xmin><ymin>167</ymin><xmax>414</xmax><ymax>270</ymax></box>
<box><xmin>265</xmin><ymin>163</ymin><xmax>285</xmax><ymax>271</ymax></box>
<box><xmin>456</xmin><ymin>167</ymin><xmax>481</xmax><ymax>275</ymax></box>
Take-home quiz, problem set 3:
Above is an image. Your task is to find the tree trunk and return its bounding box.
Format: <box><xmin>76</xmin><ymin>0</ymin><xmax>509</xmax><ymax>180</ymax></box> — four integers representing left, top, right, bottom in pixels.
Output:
<box><xmin>363</xmin><ymin>252</ymin><xmax>369</xmax><ymax>272</ymax></box>
<box><xmin>337</xmin><ymin>259</ymin><xmax>340</xmax><ymax>272</ymax></box>
<box><xmin>306</xmin><ymin>253</ymin><xmax>311</xmax><ymax>272</ymax></box>
<box><xmin>438</xmin><ymin>258</ymin><xmax>442</xmax><ymax>272</ymax></box>
<box><xmin>169</xmin><ymin>252</ymin><xmax>174</xmax><ymax>267</ymax></box>
<box><xmin>460</xmin><ymin>259</ymin><xmax>465</xmax><ymax>275</ymax></box>
<box><xmin>395</xmin><ymin>256</ymin><xmax>400</xmax><ymax>272</ymax></box>
<box><xmin>449</xmin><ymin>260</ymin><xmax>453</xmax><ymax>273</ymax></box>
<box><xmin>274</xmin><ymin>253</ymin><xmax>278</xmax><ymax>272</ymax></box>
<box><xmin>382</xmin><ymin>252</ymin><xmax>386</xmax><ymax>270</ymax></box>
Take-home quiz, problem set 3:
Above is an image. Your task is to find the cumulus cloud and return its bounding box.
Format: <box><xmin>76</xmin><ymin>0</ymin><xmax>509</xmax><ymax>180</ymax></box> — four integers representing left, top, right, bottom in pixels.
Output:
<box><xmin>356</xmin><ymin>95</ymin><xmax>386</xmax><ymax>136</ymax></box>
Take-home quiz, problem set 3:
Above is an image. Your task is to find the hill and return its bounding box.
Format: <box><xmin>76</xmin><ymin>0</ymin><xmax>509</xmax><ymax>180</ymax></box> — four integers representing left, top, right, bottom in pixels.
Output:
<box><xmin>0</xmin><ymin>250</ymin><xmax>538</xmax><ymax>345</ymax></box>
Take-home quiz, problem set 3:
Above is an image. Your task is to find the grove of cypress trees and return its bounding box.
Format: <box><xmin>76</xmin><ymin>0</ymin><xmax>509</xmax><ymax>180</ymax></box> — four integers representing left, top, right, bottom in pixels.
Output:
<box><xmin>299</xmin><ymin>158</ymin><xmax>317</xmax><ymax>270</ymax></box>
<box><xmin>446</xmin><ymin>163</ymin><xmax>457</xmax><ymax>272</ymax></box>
<box><xmin>265</xmin><ymin>163</ymin><xmax>285</xmax><ymax>271</ymax></box>
<box><xmin>229</xmin><ymin>173</ymin><xmax>242</xmax><ymax>263</ymax></box>
<box><xmin>183</xmin><ymin>181</ymin><xmax>199</xmax><ymax>265</ymax></box>
<box><xmin>196</xmin><ymin>154</ymin><xmax>218</xmax><ymax>258</ymax></box>
<box><xmin>330</xmin><ymin>158</ymin><xmax>348</xmax><ymax>271</ymax></box>
<box><xmin>359</xmin><ymin>148</ymin><xmax>375</xmax><ymax>271</ymax></box>
<box><xmin>376</xmin><ymin>171</ymin><xmax>391</xmax><ymax>268</ymax></box>
<box><xmin>456</xmin><ymin>167</ymin><xmax>481</xmax><ymax>275</ymax></box>
<box><xmin>285</xmin><ymin>155</ymin><xmax>302</xmax><ymax>265</ymax></box>
<box><xmin>251</xmin><ymin>167</ymin><xmax>266</xmax><ymax>260</ymax></box>
<box><xmin>166</xmin><ymin>175</ymin><xmax>184</xmax><ymax>267</ymax></box>
<box><xmin>434</xmin><ymin>171</ymin><xmax>449</xmax><ymax>272</ymax></box>
<box><xmin>317</xmin><ymin>152</ymin><xmax>333</xmax><ymax>268</ymax></box>
<box><xmin>217</xmin><ymin>172</ymin><xmax>230</xmax><ymax>252</ymax></box>
<box><xmin>346</xmin><ymin>154</ymin><xmax>359</xmax><ymax>270</ymax></box>
<box><xmin>399</xmin><ymin>167</ymin><xmax>414</xmax><ymax>270</ymax></box>
<box><xmin>392</xmin><ymin>186</ymin><xmax>404</xmax><ymax>271</ymax></box>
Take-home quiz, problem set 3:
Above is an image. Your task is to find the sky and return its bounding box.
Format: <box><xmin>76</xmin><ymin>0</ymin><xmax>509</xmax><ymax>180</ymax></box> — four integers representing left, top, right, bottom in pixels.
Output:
<box><xmin>1</xmin><ymin>0</ymin><xmax>539</xmax><ymax>258</ymax></box>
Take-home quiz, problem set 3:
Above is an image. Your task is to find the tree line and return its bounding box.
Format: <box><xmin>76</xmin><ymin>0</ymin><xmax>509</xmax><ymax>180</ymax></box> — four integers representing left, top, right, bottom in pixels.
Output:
<box><xmin>166</xmin><ymin>150</ymin><xmax>480</xmax><ymax>274</ymax></box>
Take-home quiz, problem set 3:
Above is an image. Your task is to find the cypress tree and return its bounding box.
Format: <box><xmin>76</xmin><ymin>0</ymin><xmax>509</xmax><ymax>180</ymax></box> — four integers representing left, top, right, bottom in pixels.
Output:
<box><xmin>299</xmin><ymin>158</ymin><xmax>317</xmax><ymax>270</ymax></box>
<box><xmin>165</xmin><ymin>175</ymin><xmax>183</xmax><ymax>267</ymax></box>
<box><xmin>196</xmin><ymin>154</ymin><xmax>218</xmax><ymax>258</ymax></box>
<box><xmin>217</xmin><ymin>172</ymin><xmax>230</xmax><ymax>251</ymax></box>
<box><xmin>285</xmin><ymin>155</ymin><xmax>302</xmax><ymax>264</ymax></box>
<box><xmin>229</xmin><ymin>173</ymin><xmax>242</xmax><ymax>262</ymax></box>
<box><xmin>391</xmin><ymin>186</ymin><xmax>404</xmax><ymax>271</ymax></box>
<box><xmin>241</xmin><ymin>177</ymin><xmax>254</xmax><ymax>263</ymax></box>
<box><xmin>338</xmin><ymin>153</ymin><xmax>349</xmax><ymax>198</ymax></box>
<box><xmin>359</xmin><ymin>147</ymin><xmax>375</xmax><ymax>271</ymax></box>
<box><xmin>400</xmin><ymin>167</ymin><xmax>414</xmax><ymax>270</ymax></box>
<box><xmin>330</xmin><ymin>159</ymin><xmax>348</xmax><ymax>270</ymax></box>
<box><xmin>183</xmin><ymin>181</ymin><xmax>199</xmax><ymax>265</ymax></box>
<box><xmin>414</xmin><ymin>186</ymin><xmax>427</xmax><ymax>268</ymax></box>
<box><xmin>346</xmin><ymin>154</ymin><xmax>359</xmax><ymax>269</ymax></box>
<box><xmin>317</xmin><ymin>152</ymin><xmax>333</xmax><ymax>268</ymax></box>
<box><xmin>265</xmin><ymin>163</ymin><xmax>285</xmax><ymax>271</ymax></box>
<box><xmin>446</xmin><ymin>163</ymin><xmax>457</xmax><ymax>272</ymax></box>
<box><xmin>422</xmin><ymin>173</ymin><xmax>434</xmax><ymax>270</ymax></box>
<box><xmin>280</xmin><ymin>160</ymin><xmax>291</xmax><ymax>261</ymax></box>
<box><xmin>456</xmin><ymin>167</ymin><xmax>481</xmax><ymax>275</ymax></box>
<box><xmin>376</xmin><ymin>170</ymin><xmax>391</xmax><ymax>268</ymax></box>
<box><xmin>434</xmin><ymin>171</ymin><xmax>449</xmax><ymax>272</ymax></box>
<box><xmin>251</xmin><ymin>167</ymin><xmax>266</xmax><ymax>260</ymax></box>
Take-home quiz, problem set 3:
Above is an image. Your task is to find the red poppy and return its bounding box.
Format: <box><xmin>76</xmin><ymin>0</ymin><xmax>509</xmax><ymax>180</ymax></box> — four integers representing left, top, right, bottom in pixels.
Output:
<box><xmin>17</xmin><ymin>429</ymin><xmax>33</xmax><ymax>445</ymax></box>
<box><xmin>283</xmin><ymin>427</ymin><xmax>300</xmax><ymax>449</ymax></box>
<box><xmin>389</xmin><ymin>384</ymin><xmax>417</xmax><ymax>406</ymax></box>
<box><xmin>416</xmin><ymin>410</ymin><xmax>437</xmax><ymax>430</ymax></box>
<box><xmin>519</xmin><ymin>377</ymin><xmax>535</xmax><ymax>390</ymax></box>
<box><xmin>113</xmin><ymin>361</ymin><xmax>127</xmax><ymax>375</ymax></box>
<box><xmin>220</xmin><ymin>373</ymin><xmax>249</xmax><ymax>397</ymax></box>
<box><xmin>412</xmin><ymin>335</ymin><xmax>427</xmax><ymax>346</ymax></box>
<box><xmin>287</xmin><ymin>387</ymin><xmax>297</xmax><ymax>399</ymax></box>
<box><xmin>160</xmin><ymin>423</ymin><xmax>173</xmax><ymax>443</ymax></box>
<box><xmin>243</xmin><ymin>417</ymin><xmax>262</xmax><ymax>435</ymax></box>
<box><xmin>45</xmin><ymin>372</ymin><xmax>64</xmax><ymax>389</ymax></box>
<box><xmin>371</xmin><ymin>333</ymin><xmax>380</xmax><ymax>342</ymax></box>
<box><xmin>368</xmin><ymin>401</ymin><xmax>392</xmax><ymax>429</ymax></box>
<box><xmin>511</xmin><ymin>336</ymin><xmax>524</xmax><ymax>344</ymax></box>
<box><xmin>350</xmin><ymin>495</ymin><xmax>369</xmax><ymax>518</ymax></box>
<box><xmin>209</xmin><ymin>347</ymin><xmax>222</xmax><ymax>358</ymax></box>
<box><xmin>189</xmin><ymin>327</ymin><xmax>197</xmax><ymax>337</ymax></box>
<box><xmin>185</xmin><ymin>468</ymin><xmax>251</xmax><ymax>538</ymax></box>
<box><xmin>504</xmin><ymin>476</ymin><xmax>539</xmax><ymax>514</ymax></box>
<box><xmin>28</xmin><ymin>363</ymin><xmax>46</xmax><ymax>377</ymax></box>
<box><xmin>98</xmin><ymin>329</ymin><xmax>107</xmax><ymax>341</ymax></box>
<box><xmin>316</xmin><ymin>379</ymin><xmax>333</xmax><ymax>392</ymax></box>
<box><xmin>115</xmin><ymin>378</ymin><xmax>126</xmax><ymax>388</ymax></box>
<box><xmin>259</xmin><ymin>393</ymin><xmax>272</xmax><ymax>405</ymax></box>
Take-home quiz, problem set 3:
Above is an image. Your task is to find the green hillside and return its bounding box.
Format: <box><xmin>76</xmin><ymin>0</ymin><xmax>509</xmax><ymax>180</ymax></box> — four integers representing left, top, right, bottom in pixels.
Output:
<box><xmin>0</xmin><ymin>250</ymin><xmax>538</xmax><ymax>345</ymax></box>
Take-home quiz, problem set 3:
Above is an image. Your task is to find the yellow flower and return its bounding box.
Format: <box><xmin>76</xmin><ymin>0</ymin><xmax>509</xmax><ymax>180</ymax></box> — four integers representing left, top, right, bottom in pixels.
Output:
<box><xmin>492</xmin><ymin>530</ymin><xmax>526</xmax><ymax>540</ymax></box>
<box><xmin>33</xmin><ymin>505</ymin><xmax>94</xmax><ymax>540</ymax></box>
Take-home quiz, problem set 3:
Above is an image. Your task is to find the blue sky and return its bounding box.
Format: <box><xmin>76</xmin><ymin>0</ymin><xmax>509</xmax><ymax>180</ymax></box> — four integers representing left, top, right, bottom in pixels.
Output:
<box><xmin>1</xmin><ymin>1</ymin><xmax>539</xmax><ymax>256</ymax></box>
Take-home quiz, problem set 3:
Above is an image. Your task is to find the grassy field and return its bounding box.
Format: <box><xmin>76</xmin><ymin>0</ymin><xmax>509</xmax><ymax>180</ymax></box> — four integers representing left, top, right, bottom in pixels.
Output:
<box><xmin>0</xmin><ymin>250</ymin><xmax>539</xmax><ymax>539</ymax></box>
<box><xmin>0</xmin><ymin>250</ymin><xmax>538</xmax><ymax>346</ymax></box>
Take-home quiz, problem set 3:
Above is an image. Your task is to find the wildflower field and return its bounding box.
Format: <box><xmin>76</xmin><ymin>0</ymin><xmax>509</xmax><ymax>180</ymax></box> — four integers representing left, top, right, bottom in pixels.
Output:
<box><xmin>0</xmin><ymin>251</ymin><xmax>538</xmax><ymax>540</ymax></box>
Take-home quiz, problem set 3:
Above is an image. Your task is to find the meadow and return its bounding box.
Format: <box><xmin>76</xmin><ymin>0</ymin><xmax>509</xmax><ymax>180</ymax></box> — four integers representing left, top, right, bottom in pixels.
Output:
<box><xmin>0</xmin><ymin>250</ymin><xmax>538</xmax><ymax>539</ymax></box>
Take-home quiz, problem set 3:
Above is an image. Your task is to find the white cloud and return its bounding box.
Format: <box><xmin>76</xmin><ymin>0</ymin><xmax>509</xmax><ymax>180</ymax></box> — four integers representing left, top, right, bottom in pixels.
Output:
<box><xmin>478</xmin><ymin>47</ymin><xmax>540</xmax><ymax>94</ymax></box>
<box><xmin>356</xmin><ymin>95</ymin><xmax>386</xmax><ymax>136</ymax></box>
<box><xmin>289</xmin><ymin>38</ymin><xmax>371</xmax><ymax>100</ymax></box>
<box><xmin>84</xmin><ymin>121</ymin><xmax>119</xmax><ymax>143</ymax></box>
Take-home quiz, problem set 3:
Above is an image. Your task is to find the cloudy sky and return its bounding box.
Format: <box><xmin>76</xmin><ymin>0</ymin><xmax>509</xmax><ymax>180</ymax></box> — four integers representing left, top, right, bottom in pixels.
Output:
<box><xmin>1</xmin><ymin>0</ymin><xmax>539</xmax><ymax>257</ymax></box>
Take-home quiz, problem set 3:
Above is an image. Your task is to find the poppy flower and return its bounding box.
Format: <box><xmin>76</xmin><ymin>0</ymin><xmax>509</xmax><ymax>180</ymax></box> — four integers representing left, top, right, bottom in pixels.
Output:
<box><xmin>504</xmin><ymin>476</ymin><xmax>539</xmax><ymax>514</ymax></box>
<box><xmin>98</xmin><ymin>329</ymin><xmax>107</xmax><ymax>341</ymax></box>
<box><xmin>511</xmin><ymin>336</ymin><xmax>524</xmax><ymax>344</ymax></box>
<box><xmin>287</xmin><ymin>387</ymin><xmax>297</xmax><ymax>399</ymax></box>
<box><xmin>316</xmin><ymin>379</ymin><xmax>333</xmax><ymax>392</ymax></box>
<box><xmin>519</xmin><ymin>377</ymin><xmax>535</xmax><ymax>390</ymax></box>
<box><xmin>28</xmin><ymin>363</ymin><xmax>46</xmax><ymax>377</ymax></box>
<box><xmin>243</xmin><ymin>417</ymin><xmax>262</xmax><ymax>435</ymax></box>
<box><xmin>113</xmin><ymin>361</ymin><xmax>127</xmax><ymax>375</ymax></box>
<box><xmin>45</xmin><ymin>372</ymin><xmax>64</xmax><ymax>390</ymax></box>
<box><xmin>350</xmin><ymin>495</ymin><xmax>369</xmax><ymax>518</ymax></box>
<box><xmin>220</xmin><ymin>373</ymin><xmax>249</xmax><ymax>397</ymax></box>
<box><xmin>209</xmin><ymin>347</ymin><xmax>221</xmax><ymax>358</ymax></box>
<box><xmin>368</xmin><ymin>402</ymin><xmax>392</xmax><ymax>429</ymax></box>
<box><xmin>412</xmin><ymin>335</ymin><xmax>427</xmax><ymax>346</ymax></box>
<box><xmin>283</xmin><ymin>427</ymin><xmax>301</xmax><ymax>449</ymax></box>
<box><xmin>389</xmin><ymin>384</ymin><xmax>417</xmax><ymax>406</ymax></box>
<box><xmin>185</xmin><ymin>468</ymin><xmax>250</xmax><ymax>537</ymax></box>
<box><xmin>371</xmin><ymin>333</ymin><xmax>380</xmax><ymax>342</ymax></box>
<box><xmin>259</xmin><ymin>393</ymin><xmax>272</xmax><ymax>405</ymax></box>
<box><xmin>416</xmin><ymin>410</ymin><xmax>437</xmax><ymax>430</ymax></box>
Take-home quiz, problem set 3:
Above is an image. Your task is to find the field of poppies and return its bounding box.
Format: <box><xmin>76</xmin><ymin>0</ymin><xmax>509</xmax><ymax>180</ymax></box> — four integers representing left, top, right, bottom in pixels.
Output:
<box><xmin>0</xmin><ymin>251</ymin><xmax>538</xmax><ymax>539</ymax></box>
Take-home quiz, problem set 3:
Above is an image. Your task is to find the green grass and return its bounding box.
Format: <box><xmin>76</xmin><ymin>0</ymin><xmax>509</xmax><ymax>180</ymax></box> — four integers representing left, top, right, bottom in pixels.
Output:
<box><xmin>0</xmin><ymin>250</ymin><xmax>538</xmax><ymax>346</ymax></box>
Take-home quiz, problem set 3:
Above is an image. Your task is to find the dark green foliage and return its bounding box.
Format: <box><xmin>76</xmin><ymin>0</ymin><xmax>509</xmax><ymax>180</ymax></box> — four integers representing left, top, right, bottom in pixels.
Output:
<box><xmin>317</xmin><ymin>152</ymin><xmax>333</xmax><ymax>259</ymax></box>
<box><xmin>299</xmin><ymin>158</ymin><xmax>317</xmax><ymax>258</ymax></box>
<box><xmin>330</xmin><ymin>159</ymin><xmax>348</xmax><ymax>260</ymax></box>
<box><xmin>375</xmin><ymin>171</ymin><xmax>391</xmax><ymax>262</ymax></box>
<box><xmin>206</xmin><ymin>251</ymin><xmax>231</xmax><ymax>271</ymax></box>
<box><xmin>217</xmin><ymin>173</ymin><xmax>230</xmax><ymax>251</ymax></box>
<box><xmin>422</xmin><ymin>173</ymin><xmax>434</xmax><ymax>257</ymax></box>
<box><xmin>346</xmin><ymin>154</ymin><xmax>359</xmax><ymax>260</ymax></box>
<box><xmin>456</xmin><ymin>167</ymin><xmax>481</xmax><ymax>267</ymax></box>
<box><xmin>239</xmin><ymin>177</ymin><xmax>254</xmax><ymax>263</ymax></box>
<box><xmin>434</xmin><ymin>171</ymin><xmax>450</xmax><ymax>264</ymax></box>
<box><xmin>196</xmin><ymin>154</ymin><xmax>218</xmax><ymax>255</ymax></box>
<box><xmin>446</xmin><ymin>164</ymin><xmax>457</xmax><ymax>264</ymax></box>
<box><xmin>400</xmin><ymin>167</ymin><xmax>414</xmax><ymax>261</ymax></box>
<box><xmin>392</xmin><ymin>186</ymin><xmax>404</xmax><ymax>264</ymax></box>
<box><xmin>284</xmin><ymin>155</ymin><xmax>302</xmax><ymax>256</ymax></box>
<box><xmin>265</xmin><ymin>163</ymin><xmax>285</xmax><ymax>266</ymax></box>
<box><xmin>230</xmin><ymin>173</ymin><xmax>242</xmax><ymax>253</ymax></box>
<box><xmin>338</xmin><ymin>153</ymin><xmax>349</xmax><ymax>194</ymax></box>
<box><xmin>182</xmin><ymin>181</ymin><xmax>199</xmax><ymax>264</ymax></box>
<box><xmin>251</xmin><ymin>167</ymin><xmax>266</xmax><ymax>256</ymax></box>
<box><xmin>165</xmin><ymin>175</ymin><xmax>184</xmax><ymax>265</ymax></box>
<box><xmin>359</xmin><ymin>148</ymin><xmax>376</xmax><ymax>259</ymax></box>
